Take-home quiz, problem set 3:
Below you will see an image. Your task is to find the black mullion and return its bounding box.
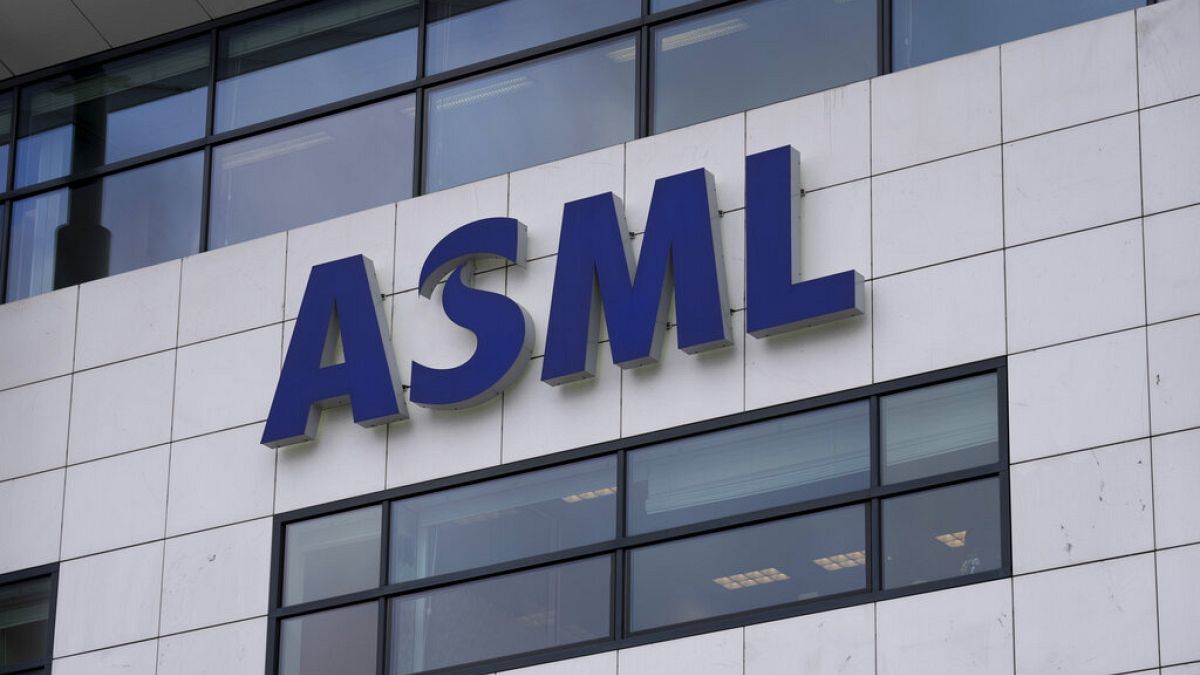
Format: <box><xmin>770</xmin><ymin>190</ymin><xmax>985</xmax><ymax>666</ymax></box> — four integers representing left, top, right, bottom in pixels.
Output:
<box><xmin>264</xmin><ymin>516</ymin><xmax>285</xmax><ymax>675</ymax></box>
<box><xmin>614</xmin><ymin>449</ymin><xmax>629</xmax><ymax>638</ymax></box>
<box><xmin>879</xmin><ymin>0</ymin><xmax>892</xmax><ymax>75</ymax></box>
<box><xmin>201</xmin><ymin>28</ymin><xmax>218</xmax><ymax>252</ymax></box>
<box><xmin>377</xmin><ymin>499</ymin><xmax>391</xmax><ymax>675</ymax></box>
<box><xmin>3</xmin><ymin>85</ymin><xmax>15</xmax><ymax>194</ymax></box>
<box><xmin>376</xmin><ymin>597</ymin><xmax>389</xmax><ymax>675</ymax></box>
<box><xmin>636</xmin><ymin>26</ymin><xmax>651</xmax><ymax>139</ymax></box>
<box><xmin>412</xmin><ymin>0</ymin><xmax>428</xmax><ymax>197</ymax></box>
<box><xmin>0</xmin><ymin>201</ymin><xmax>9</xmax><ymax>303</ymax></box>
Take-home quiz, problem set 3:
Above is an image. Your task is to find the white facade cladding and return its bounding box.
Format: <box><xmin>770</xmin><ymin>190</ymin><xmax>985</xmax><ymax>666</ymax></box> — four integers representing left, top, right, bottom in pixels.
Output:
<box><xmin>1</xmin><ymin>1</ymin><xmax>1200</xmax><ymax>673</ymax></box>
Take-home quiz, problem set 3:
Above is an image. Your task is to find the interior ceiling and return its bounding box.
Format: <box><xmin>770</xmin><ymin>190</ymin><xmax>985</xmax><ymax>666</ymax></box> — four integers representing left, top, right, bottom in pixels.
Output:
<box><xmin>0</xmin><ymin>0</ymin><xmax>276</xmax><ymax>83</ymax></box>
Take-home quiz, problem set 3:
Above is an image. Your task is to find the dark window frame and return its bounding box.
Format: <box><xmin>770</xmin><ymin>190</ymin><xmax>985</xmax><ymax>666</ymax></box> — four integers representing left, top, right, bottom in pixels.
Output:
<box><xmin>265</xmin><ymin>356</ymin><xmax>1011</xmax><ymax>675</ymax></box>
<box><xmin>0</xmin><ymin>563</ymin><xmax>59</xmax><ymax>675</ymax></box>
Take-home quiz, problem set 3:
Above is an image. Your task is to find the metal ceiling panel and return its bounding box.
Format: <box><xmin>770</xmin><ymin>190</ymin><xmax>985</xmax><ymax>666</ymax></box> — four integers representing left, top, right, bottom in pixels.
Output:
<box><xmin>73</xmin><ymin>0</ymin><xmax>213</xmax><ymax>47</ymax></box>
<box><xmin>0</xmin><ymin>0</ymin><xmax>109</xmax><ymax>74</ymax></box>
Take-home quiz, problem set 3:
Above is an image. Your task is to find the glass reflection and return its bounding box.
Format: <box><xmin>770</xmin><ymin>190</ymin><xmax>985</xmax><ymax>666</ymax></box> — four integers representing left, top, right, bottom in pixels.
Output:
<box><xmin>390</xmin><ymin>456</ymin><xmax>617</xmax><ymax>583</ymax></box>
<box><xmin>653</xmin><ymin>0</ymin><xmax>877</xmax><ymax>132</ymax></box>
<box><xmin>629</xmin><ymin>506</ymin><xmax>867</xmax><ymax>631</ymax></box>
<box><xmin>627</xmin><ymin>401</ymin><xmax>870</xmax><ymax>535</ymax></box>
<box><xmin>893</xmin><ymin>0</ymin><xmax>1144</xmax><ymax>70</ymax></box>
<box><xmin>426</xmin><ymin>0</ymin><xmax>640</xmax><ymax>74</ymax></box>
<box><xmin>14</xmin><ymin>38</ymin><xmax>208</xmax><ymax>188</ymax></box>
<box><xmin>882</xmin><ymin>374</ymin><xmax>999</xmax><ymax>484</ymax></box>
<box><xmin>284</xmin><ymin>506</ymin><xmax>381</xmax><ymax>606</ymax></box>
<box><xmin>425</xmin><ymin>36</ymin><xmax>636</xmax><ymax>192</ymax></box>
<box><xmin>652</xmin><ymin>0</ymin><xmax>698</xmax><ymax>10</ymax></box>
<box><xmin>389</xmin><ymin>556</ymin><xmax>611</xmax><ymax>674</ymax></box>
<box><xmin>0</xmin><ymin>576</ymin><xmax>51</xmax><ymax>667</ymax></box>
<box><xmin>210</xmin><ymin>96</ymin><xmax>414</xmax><ymax>248</ymax></box>
<box><xmin>883</xmin><ymin>478</ymin><xmax>1003</xmax><ymax>588</ymax></box>
<box><xmin>216</xmin><ymin>0</ymin><xmax>419</xmax><ymax>131</ymax></box>
<box><xmin>279</xmin><ymin>602</ymin><xmax>377</xmax><ymax>675</ymax></box>
<box><xmin>6</xmin><ymin>153</ymin><xmax>203</xmax><ymax>302</ymax></box>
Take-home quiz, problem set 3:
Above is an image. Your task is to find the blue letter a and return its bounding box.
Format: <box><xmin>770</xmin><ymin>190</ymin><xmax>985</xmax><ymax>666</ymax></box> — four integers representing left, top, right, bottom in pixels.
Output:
<box><xmin>261</xmin><ymin>255</ymin><xmax>407</xmax><ymax>448</ymax></box>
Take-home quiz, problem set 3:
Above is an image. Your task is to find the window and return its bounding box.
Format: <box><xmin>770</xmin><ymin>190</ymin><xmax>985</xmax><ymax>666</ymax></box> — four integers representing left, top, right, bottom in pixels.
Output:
<box><xmin>268</xmin><ymin>360</ymin><xmax>1009</xmax><ymax>674</ymax></box>
<box><xmin>0</xmin><ymin>566</ymin><xmax>57</xmax><ymax>674</ymax></box>
<box><xmin>0</xmin><ymin>91</ymin><xmax>12</xmax><ymax>191</ymax></box>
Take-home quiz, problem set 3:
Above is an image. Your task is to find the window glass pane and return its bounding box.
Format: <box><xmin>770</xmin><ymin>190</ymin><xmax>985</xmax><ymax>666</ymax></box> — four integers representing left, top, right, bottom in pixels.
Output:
<box><xmin>216</xmin><ymin>0</ymin><xmax>418</xmax><ymax>131</ymax></box>
<box><xmin>629</xmin><ymin>505</ymin><xmax>866</xmax><ymax>632</ymax></box>
<box><xmin>284</xmin><ymin>506</ymin><xmax>381</xmax><ymax>606</ymax></box>
<box><xmin>279</xmin><ymin>602</ymin><xmax>377</xmax><ymax>675</ymax></box>
<box><xmin>15</xmin><ymin>38</ymin><xmax>208</xmax><ymax>188</ymax></box>
<box><xmin>652</xmin><ymin>0</ymin><xmax>698</xmax><ymax>10</ymax></box>
<box><xmin>627</xmin><ymin>401</ymin><xmax>870</xmax><ymax>535</ymax></box>
<box><xmin>7</xmin><ymin>153</ymin><xmax>203</xmax><ymax>302</ymax></box>
<box><xmin>1</xmin><ymin>91</ymin><xmax>12</xmax><ymax>190</ymax></box>
<box><xmin>426</xmin><ymin>0</ymin><xmax>640</xmax><ymax>74</ymax></box>
<box><xmin>893</xmin><ymin>0</ymin><xmax>1144</xmax><ymax>70</ymax></box>
<box><xmin>390</xmin><ymin>456</ymin><xmax>617</xmax><ymax>583</ymax></box>
<box><xmin>425</xmin><ymin>36</ymin><xmax>636</xmax><ymax>192</ymax></box>
<box><xmin>389</xmin><ymin>556</ymin><xmax>610</xmax><ymax>674</ymax></box>
<box><xmin>883</xmin><ymin>477</ymin><xmax>1003</xmax><ymax>589</ymax></box>
<box><xmin>0</xmin><ymin>576</ymin><xmax>51</xmax><ymax>666</ymax></box>
<box><xmin>652</xmin><ymin>0</ymin><xmax>877</xmax><ymax>133</ymax></box>
<box><xmin>210</xmin><ymin>96</ymin><xmax>414</xmax><ymax>248</ymax></box>
<box><xmin>882</xmin><ymin>374</ymin><xmax>999</xmax><ymax>485</ymax></box>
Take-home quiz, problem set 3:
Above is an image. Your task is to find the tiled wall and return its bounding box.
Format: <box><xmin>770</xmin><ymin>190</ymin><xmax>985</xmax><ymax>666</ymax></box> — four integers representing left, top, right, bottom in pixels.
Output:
<box><xmin>1</xmin><ymin>1</ymin><xmax>1198</xmax><ymax>673</ymax></box>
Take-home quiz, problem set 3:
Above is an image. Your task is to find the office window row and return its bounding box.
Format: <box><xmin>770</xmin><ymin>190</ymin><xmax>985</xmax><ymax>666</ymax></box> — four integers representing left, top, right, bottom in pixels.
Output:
<box><xmin>0</xmin><ymin>0</ymin><xmax>1146</xmax><ymax>304</ymax></box>
<box><xmin>269</xmin><ymin>365</ymin><xmax>1009</xmax><ymax>675</ymax></box>
<box><xmin>0</xmin><ymin>565</ymin><xmax>57</xmax><ymax>675</ymax></box>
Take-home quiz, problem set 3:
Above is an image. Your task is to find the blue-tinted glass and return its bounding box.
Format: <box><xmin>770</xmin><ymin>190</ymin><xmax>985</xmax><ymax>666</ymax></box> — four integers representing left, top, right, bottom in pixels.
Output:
<box><xmin>426</xmin><ymin>0</ymin><xmax>640</xmax><ymax>74</ymax></box>
<box><xmin>882</xmin><ymin>374</ymin><xmax>999</xmax><ymax>485</ymax></box>
<box><xmin>627</xmin><ymin>401</ymin><xmax>870</xmax><ymax>535</ymax></box>
<box><xmin>284</xmin><ymin>506</ymin><xmax>381</xmax><ymax>606</ymax></box>
<box><xmin>389</xmin><ymin>556</ymin><xmax>610</xmax><ymax>674</ymax></box>
<box><xmin>652</xmin><ymin>0</ymin><xmax>697</xmax><ymax>10</ymax></box>
<box><xmin>0</xmin><ymin>576</ymin><xmax>51</xmax><ymax>667</ymax></box>
<box><xmin>279</xmin><ymin>602</ymin><xmax>377</xmax><ymax>675</ymax></box>
<box><xmin>210</xmin><ymin>96</ymin><xmax>414</xmax><ymax>247</ymax></box>
<box><xmin>14</xmin><ymin>38</ymin><xmax>208</xmax><ymax>188</ymax></box>
<box><xmin>883</xmin><ymin>478</ymin><xmax>1003</xmax><ymax>589</ymax></box>
<box><xmin>653</xmin><ymin>0</ymin><xmax>878</xmax><ymax>132</ymax></box>
<box><xmin>216</xmin><ymin>0</ymin><xmax>418</xmax><ymax>131</ymax></box>
<box><xmin>425</xmin><ymin>36</ymin><xmax>636</xmax><ymax>192</ymax></box>
<box><xmin>390</xmin><ymin>456</ymin><xmax>617</xmax><ymax>583</ymax></box>
<box><xmin>1</xmin><ymin>91</ymin><xmax>11</xmax><ymax>190</ymax></box>
<box><xmin>629</xmin><ymin>505</ymin><xmax>867</xmax><ymax>631</ymax></box>
<box><xmin>6</xmin><ymin>153</ymin><xmax>202</xmax><ymax>301</ymax></box>
<box><xmin>893</xmin><ymin>0</ymin><xmax>1144</xmax><ymax>70</ymax></box>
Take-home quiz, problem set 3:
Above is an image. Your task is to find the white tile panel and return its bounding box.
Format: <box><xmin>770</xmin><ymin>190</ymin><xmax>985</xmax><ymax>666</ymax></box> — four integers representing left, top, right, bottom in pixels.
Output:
<box><xmin>1148</xmin><ymin>315</ymin><xmax>1200</xmax><ymax>435</ymax></box>
<box><xmin>167</xmin><ymin>423</ymin><xmax>275</xmax><ymax>536</ymax></box>
<box><xmin>160</xmin><ymin>518</ymin><xmax>272</xmax><ymax>635</ymax></box>
<box><xmin>390</xmin><ymin>269</ymin><xmax>504</xmax><ymax>383</ymax></box>
<box><xmin>61</xmin><ymin>445</ymin><xmax>169</xmax><ymax>559</ymax></box>
<box><xmin>173</xmin><ymin>324</ymin><xmax>282</xmax><ymax>440</ymax></box>
<box><xmin>75</xmin><ymin>259</ymin><xmax>180</xmax><ymax>370</ymax></box>
<box><xmin>1144</xmin><ymin>205</ymin><xmax>1200</xmax><ymax>323</ymax></box>
<box><xmin>745</xmin><ymin>603</ymin><xmax>874</xmax><ymax>675</ymax></box>
<box><xmin>509</xmin><ymin>145</ymin><xmax>625</xmax><ymax>260</ymax></box>
<box><xmin>498</xmin><ymin>651</ymin><xmax>616</xmax><ymax>675</ymax></box>
<box><xmin>1158</xmin><ymin>543</ymin><xmax>1200</xmax><ymax>666</ymax></box>
<box><xmin>745</xmin><ymin>283</ymin><xmax>872</xmax><ymax>410</ymax></box>
<box><xmin>0</xmin><ymin>375</ymin><xmax>70</xmax><ymax>481</ymax></box>
<box><xmin>1141</xmin><ymin>95</ymin><xmax>1200</xmax><ymax>215</ymax></box>
<box><xmin>1005</xmin><ymin>219</ymin><xmax>1145</xmax><ymax>352</ymax></box>
<box><xmin>53</xmin><ymin>640</ymin><xmax>158</xmax><ymax>675</ymax></box>
<box><xmin>0</xmin><ymin>286</ymin><xmax>77</xmax><ymax>391</ymax></box>
<box><xmin>1011</xmin><ymin>441</ymin><xmax>1153</xmax><ymax>574</ymax></box>
<box><xmin>0</xmin><ymin>469</ymin><xmax>63</xmax><ymax>574</ymax></box>
<box><xmin>798</xmin><ymin>178</ymin><xmax>872</xmax><ymax>282</ymax></box>
<box><xmin>721</xmin><ymin>209</ymin><xmax>747</xmax><ymax>311</ymax></box>
<box><xmin>872</xmin><ymin>253</ymin><xmax>1006</xmax><ymax>382</ymax></box>
<box><xmin>621</xmin><ymin>313</ymin><xmax>745</xmax><ymax>437</ymax></box>
<box><xmin>504</xmin><ymin>254</ymin><xmax>567</xmax><ymax>359</ymax></box>
<box><xmin>286</xmin><ymin>205</ymin><xmax>396</xmax><ymax>320</ymax></box>
<box><xmin>877</xmin><ymin>579</ymin><xmax>1013</xmax><ymax>675</ymax></box>
<box><xmin>275</xmin><ymin>405</ymin><xmax>387</xmax><ymax>513</ymax></box>
<box><xmin>1013</xmin><ymin>553</ymin><xmax>1159</xmax><ymax>674</ymax></box>
<box><xmin>625</xmin><ymin>113</ymin><xmax>745</xmax><ymax>233</ymax></box>
<box><xmin>179</xmin><ymin>233</ymin><xmax>286</xmax><ymax>345</ymax></box>
<box><xmin>158</xmin><ymin>618</ymin><xmax>268</xmax><ymax>675</ymax></box>
<box><xmin>746</xmin><ymin>80</ymin><xmax>871</xmax><ymax>191</ymax></box>
<box><xmin>871</xmin><ymin>47</ymin><xmax>1000</xmax><ymax>173</ymax></box>
<box><xmin>1003</xmin><ymin>114</ymin><xmax>1142</xmax><ymax>245</ymax></box>
<box><xmin>68</xmin><ymin>351</ymin><xmax>175</xmax><ymax>464</ymax></box>
<box><xmin>1137</xmin><ymin>0</ymin><xmax>1200</xmax><ymax>107</ymax></box>
<box><xmin>1001</xmin><ymin>12</ymin><xmax>1138</xmax><ymax>140</ymax></box>
<box><xmin>387</xmin><ymin>396</ymin><xmax>503</xmax><ymax>488</ymax></box>
<box><xmin>394</xmin><ymin>176</ymin><xmax>509</xmax><ymax>293</ymax></box>
<box><xmin>54</xmin><ymin>541</ymin><xmax>164</xmax><ymax>657</ymax></box>
<box><xmin>872</xmin><ymin>148</ymin><xmax>1003</xmax><ymax>276</ymax></box>
<box><xmin>1152</xmin><ymin>428</ymin><xmax>1200</xmax><ymax>548</ymax></box>
<box><xmin>1164</xmin><ymin>664</ymin><xmax>1200</xmax><ymax>675</ymax></box>
<box><xmin>618</xmin><ymin>628</ymin><xmax>743</xmax><ymax>675</ymax></box>
<box><xmin>1008</xmin><ymin>328</ymin><xmax>1149</xmax><ymax>462</ymax></box>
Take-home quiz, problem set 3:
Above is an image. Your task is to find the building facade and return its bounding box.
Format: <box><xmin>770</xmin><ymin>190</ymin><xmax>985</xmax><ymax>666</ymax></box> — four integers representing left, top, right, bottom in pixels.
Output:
<box><xmin>0</xmin><ymin>0</ymin><xmax>1198</xmax><ymax>673</ymax></box>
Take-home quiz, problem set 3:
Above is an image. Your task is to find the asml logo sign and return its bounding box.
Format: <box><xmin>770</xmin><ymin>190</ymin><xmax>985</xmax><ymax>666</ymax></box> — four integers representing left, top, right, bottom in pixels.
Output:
<box><xmin>261</xmin><ymin>146</ymin><xmax>864</xmax><ymax>448</ymax></box>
